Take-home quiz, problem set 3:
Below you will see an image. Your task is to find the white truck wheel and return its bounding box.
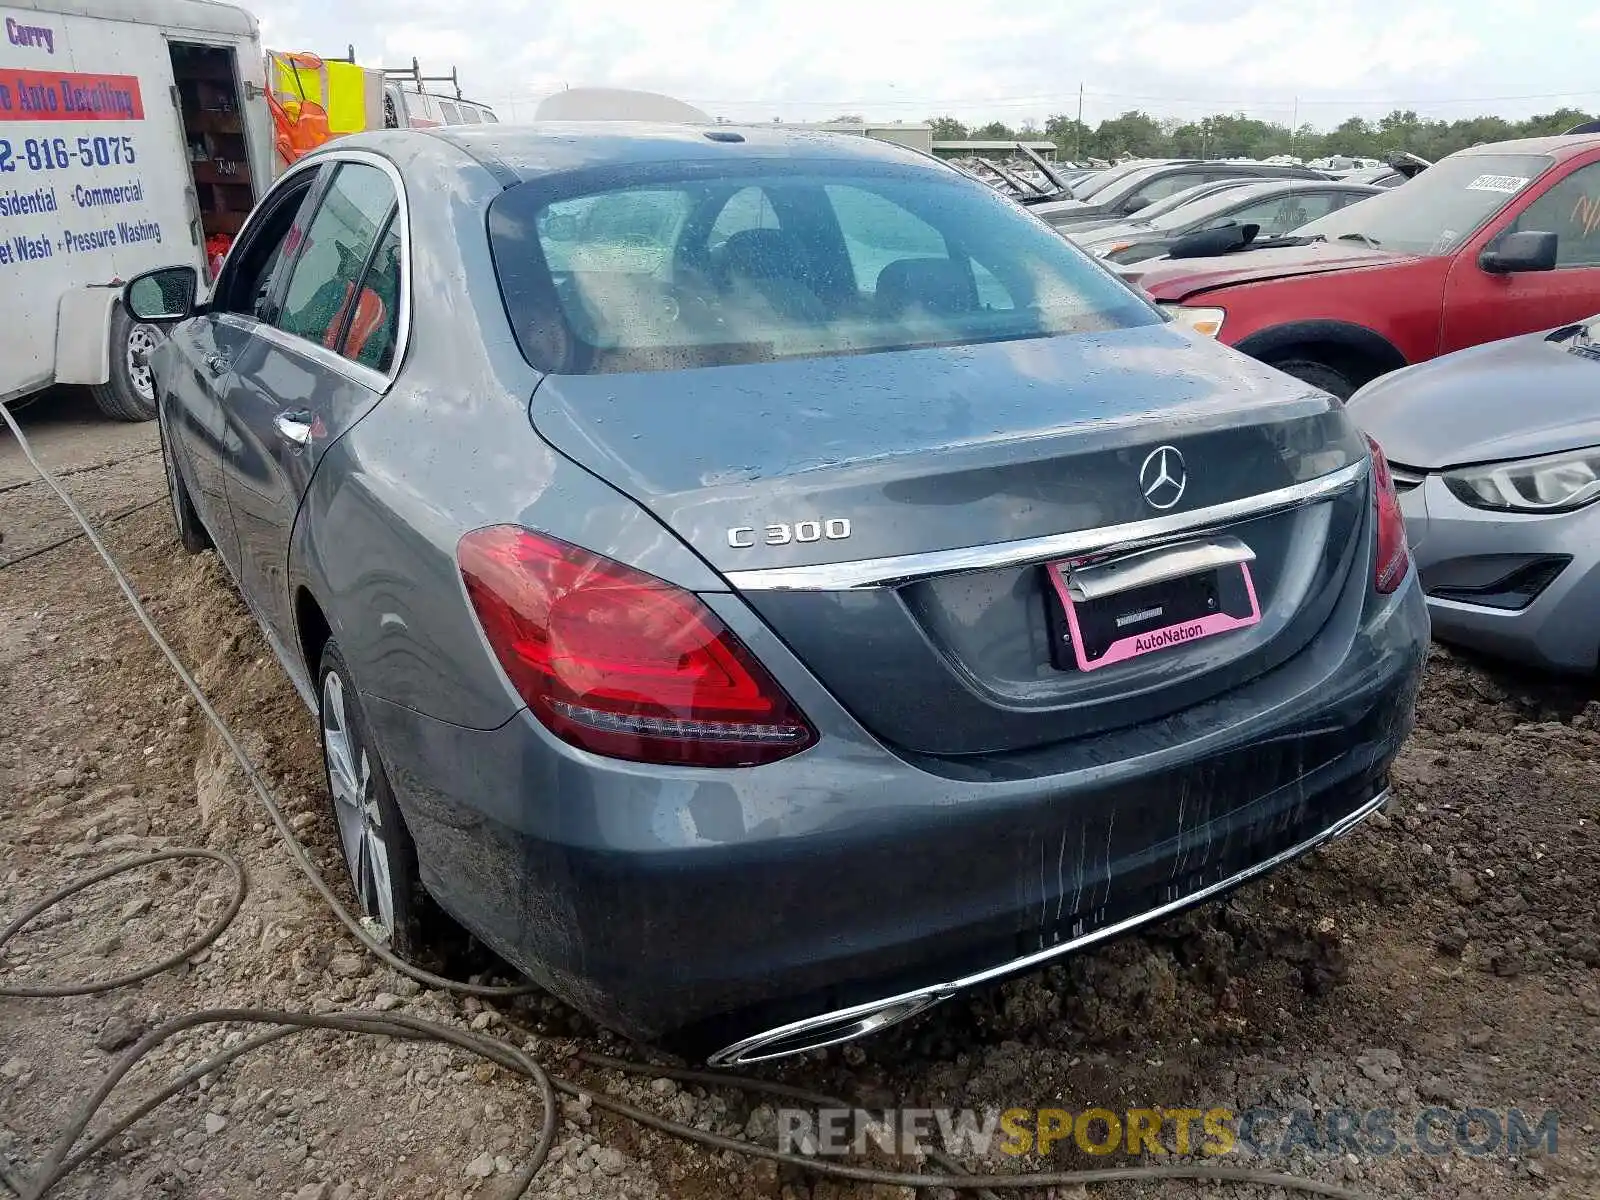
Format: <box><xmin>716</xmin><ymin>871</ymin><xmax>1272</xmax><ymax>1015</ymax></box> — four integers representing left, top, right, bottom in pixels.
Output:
<box><xmin>90</xmin><ymin>303</ymin><xmax>162</xmax><ymax>422</ymax></box>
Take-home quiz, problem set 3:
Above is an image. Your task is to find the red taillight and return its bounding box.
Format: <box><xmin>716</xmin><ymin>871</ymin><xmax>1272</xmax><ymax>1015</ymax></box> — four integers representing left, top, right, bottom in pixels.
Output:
<box><xmin>457</xmin><ymin>526</ymin><xmax>815</xmax><ymax>767</ymax></box>
<box><xmin>1366</xmin><ymin>435</ymin><xmax>1410</xmax><ymax>595</ymax></box>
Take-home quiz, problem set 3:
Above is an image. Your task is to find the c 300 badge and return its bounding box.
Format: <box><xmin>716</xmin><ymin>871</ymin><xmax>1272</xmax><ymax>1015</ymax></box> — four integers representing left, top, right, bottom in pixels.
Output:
<box><xmin>727</xmin><ymin>519</ymin><xmax>851</xmax><ymax>548</ymax></box>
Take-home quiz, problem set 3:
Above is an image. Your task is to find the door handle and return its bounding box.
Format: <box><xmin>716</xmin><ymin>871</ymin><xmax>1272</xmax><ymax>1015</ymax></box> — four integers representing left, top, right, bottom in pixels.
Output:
<box><xmin>273</xmin><ymin>409</ymin><xmax>315</xmax><ymax>447</ymax></box>
<box><xmin>203</xmin><ymin>353</ymin><xmax>231</xmax><ymax>377</ymax></box>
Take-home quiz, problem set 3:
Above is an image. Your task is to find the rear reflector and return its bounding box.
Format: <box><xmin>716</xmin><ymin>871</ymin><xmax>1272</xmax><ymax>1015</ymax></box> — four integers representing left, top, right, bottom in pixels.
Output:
<box><xmin>1366</xmin><ymin>436</ymin><xmax>1411</xmax><ymax>594</ymax></box>
<box><xmin>458</xmin><ymin>526</ymin><xmax>815</xmax><ymax>766</ymax></box>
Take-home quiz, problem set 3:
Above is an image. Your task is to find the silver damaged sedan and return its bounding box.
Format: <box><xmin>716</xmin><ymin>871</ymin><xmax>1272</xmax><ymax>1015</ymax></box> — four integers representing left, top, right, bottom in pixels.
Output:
<box><xmin>1351</xmin><ymin>317</ymin><xmax>1600</xmax><ymax>673</ymax></box>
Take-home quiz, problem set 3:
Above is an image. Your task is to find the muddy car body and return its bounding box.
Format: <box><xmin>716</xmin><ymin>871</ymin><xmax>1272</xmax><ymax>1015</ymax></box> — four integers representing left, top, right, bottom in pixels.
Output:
<box><xmin>126</xmin><ymin>125</ymin><xmax>1429</xmax><ymax>1063</ymax></box>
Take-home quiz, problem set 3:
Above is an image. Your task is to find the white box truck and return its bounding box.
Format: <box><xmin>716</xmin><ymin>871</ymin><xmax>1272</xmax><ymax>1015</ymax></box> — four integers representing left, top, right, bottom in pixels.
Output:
<box><xmin>1</xmin><ymin>0</ymin><xmax>273</xmax><ymax>419</ymax></box>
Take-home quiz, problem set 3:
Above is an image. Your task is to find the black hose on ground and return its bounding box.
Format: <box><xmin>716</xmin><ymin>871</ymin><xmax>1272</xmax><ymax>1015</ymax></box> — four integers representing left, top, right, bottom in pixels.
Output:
<box><xmin>0</xmin><ymin>497</ymin><xmax>164</xmax><ymax>571</ymax></box>
<box><xmin>0</xmin><ymin>447</ymin><xmax>162</xmax><ymax>497</ymax></box>
<box><xmin>0</xmin><ymin>402</ymin><xmax>1381</xmax><ymax>1200</ymax></box>
<box><xmin>0</xmin><ymin>850</ymin><xmax>245</xmax><ymax>999</ymax></box>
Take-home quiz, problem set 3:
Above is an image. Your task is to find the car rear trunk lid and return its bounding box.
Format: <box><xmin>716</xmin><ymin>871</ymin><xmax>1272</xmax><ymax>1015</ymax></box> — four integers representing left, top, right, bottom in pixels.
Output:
<box><xmin>529</xmin><ymin>325</ymin><xmax>1372</xmax><ymax>756</ymax></box>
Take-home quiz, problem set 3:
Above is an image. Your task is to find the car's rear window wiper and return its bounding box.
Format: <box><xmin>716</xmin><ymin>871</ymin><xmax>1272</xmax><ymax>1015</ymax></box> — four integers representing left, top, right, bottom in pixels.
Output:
<box><xmin>1335</xmin><ymin>232</ymin><xmax>1382</xmax><ymax>248</ymax></box>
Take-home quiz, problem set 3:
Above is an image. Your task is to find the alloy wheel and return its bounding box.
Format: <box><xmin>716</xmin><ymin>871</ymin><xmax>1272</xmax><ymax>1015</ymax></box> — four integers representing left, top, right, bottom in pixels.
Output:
<box><xmin>125</xmin><ymin>324</ymin><xmax>160</xmax><ymax>403</ymax></box>
<box><xmin>321</xmin><ymin>669</ymin><xmax>395</xmax><ymax>941</ymax></box>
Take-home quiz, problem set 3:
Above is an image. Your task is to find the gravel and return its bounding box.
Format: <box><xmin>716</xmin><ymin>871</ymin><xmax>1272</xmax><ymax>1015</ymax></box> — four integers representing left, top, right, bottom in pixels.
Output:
<box><xmin>2</xmin><ymin>409</ymin><xmax>1597</xmax><ymax>1198</ymax></box>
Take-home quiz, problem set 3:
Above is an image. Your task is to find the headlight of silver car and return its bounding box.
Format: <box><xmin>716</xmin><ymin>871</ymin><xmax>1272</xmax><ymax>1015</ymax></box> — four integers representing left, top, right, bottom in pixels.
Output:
<box><xmin>1157</xmin><ymin>303</ymin><xmax>1226</xmax><ymax>338</ymax></box>
<box><xmin>1442</xmin><ymin>447</ymin><xmax>1600</xmax><ymax>512</ymax></box>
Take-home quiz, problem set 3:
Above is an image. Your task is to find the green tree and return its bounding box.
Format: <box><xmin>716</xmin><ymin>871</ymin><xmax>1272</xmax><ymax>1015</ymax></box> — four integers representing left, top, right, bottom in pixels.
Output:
<box><xmin>1448</xmin><ymin>115</ymin><xmax>1515</xmax><ymax>148</ymax></box>
<box><xmin>1323</xmin><ymin>116</ymin><xmax>1375</xmax><ymax>157</ymax></box>
<box><xmin>927</xmin><ymin>115</ymin><xmax>968</xmax><ymax>140</ymax></box>
<box><xmin>1044</xmin><ymin>113</ymin><xmax>1091</xmax><ymax>158</ymax></box>
<box><xmin>1089</xmin><ymin>110</ymin><xmax>1164</xmax><ymax>159</ymax></box>
<box><xmin>972</xmin><ymin>120</ymin><xmax>1017</xmax><ymax>140</ymax></box>
<box><xmin>931</xmin><ymin>104</ymin><xmax>1598</xmax><ymax>166</ymax></box>
<box><xmin>1522</xmin><ymin>107</ymin><xmax>1592</xmax><ymax>136</ymax></box>
<box><xmin>1374</xmin><ymin>109</ymin><xmax>1422</xmax><ymax>154</ymax></box>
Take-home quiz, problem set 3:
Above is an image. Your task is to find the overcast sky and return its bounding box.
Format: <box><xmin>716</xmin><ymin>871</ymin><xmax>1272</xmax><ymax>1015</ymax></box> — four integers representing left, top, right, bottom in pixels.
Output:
<box><xmin>256</xmin><ymin>0</ymin><xmax>1600</xmax><ymax>129</ymax></box>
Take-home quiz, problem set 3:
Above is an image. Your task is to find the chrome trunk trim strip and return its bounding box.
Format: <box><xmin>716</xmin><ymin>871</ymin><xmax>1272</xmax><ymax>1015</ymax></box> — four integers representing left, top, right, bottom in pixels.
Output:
<box><xmin>723</xmin><ymin>458</ymin><xmax>1370</xmax><ymax>592</ymax></box>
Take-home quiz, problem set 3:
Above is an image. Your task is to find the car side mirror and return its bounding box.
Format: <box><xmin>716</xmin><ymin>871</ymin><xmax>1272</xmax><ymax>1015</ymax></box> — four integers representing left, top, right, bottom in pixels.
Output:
<box><xmin>1168</xmin><ymin>223</ymin><xmax>1260</xmax><ymax>259</ymax></box>
<box><xmin>124</xmin><ymin>266</ymin><xmax>199</xmax><ymax>322</ymax></box>
<box><xmin>1123</xmin><ymin>195</ymin><xmax>1151</xmax><ymax>214</ymax></box>
<box><xmin>1480</xmin><ymin>230</ymin><xmax>1558</xmax><ymax>274</ymax></box>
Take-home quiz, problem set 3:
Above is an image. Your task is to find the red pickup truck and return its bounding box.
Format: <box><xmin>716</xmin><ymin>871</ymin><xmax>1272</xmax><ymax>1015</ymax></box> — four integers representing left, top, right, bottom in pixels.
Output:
<box><xmin>1131</xmin><ymin>133</ymin><xmax>1600</xmax><ymax>398</ymax></box>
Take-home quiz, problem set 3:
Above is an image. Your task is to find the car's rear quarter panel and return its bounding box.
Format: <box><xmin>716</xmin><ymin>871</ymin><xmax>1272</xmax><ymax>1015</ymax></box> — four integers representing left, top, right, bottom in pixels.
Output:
<box><xmin>287</xmin><ymin>137</ymin><xmax>726</xmax><ymax>732</ymax></box>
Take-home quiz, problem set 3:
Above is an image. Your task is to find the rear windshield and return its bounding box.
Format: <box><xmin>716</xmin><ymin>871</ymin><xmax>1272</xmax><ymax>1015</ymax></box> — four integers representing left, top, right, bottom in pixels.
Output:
<box><xmin>488</xmin><ymin>161</ymin><xmax>1158</xmax><ymax>374</ymax></box>
<box><xmin>1131</xmin><ymin>181</ymin><xmax>1239</xmax><ymax>222</ymax></box>
<box><xmin>1144</xmin><ymin>185</ymin><xmax>1279</xmax><ymax>231</ymax></box>
<box><xmin>1296</xmin><ymin>153</ymin><xmax>1555</xmax><ymax>255</ymax></box>
<box><xmin>1071</xmin><ymin>162</ymin><xmax>1151</xmax><ymax>199</ymax></box>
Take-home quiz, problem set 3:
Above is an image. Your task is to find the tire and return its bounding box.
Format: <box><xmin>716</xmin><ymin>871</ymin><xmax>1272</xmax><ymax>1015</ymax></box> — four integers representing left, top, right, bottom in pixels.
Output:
<box><xmin>1270</xmin><ymin>357</ymin><xmax>1357</xmax><ymax>401</ymax></box>
<box><xmin>158</xmin><ymin>413</ymin><xmax>211</xmax><ymax>554</ymax></box>
<box><xmin>317</xmin><ymin>641</ymin><xmax>434</xmax><ymax>959</ymax></box>
<box><xmin>90</xmin><ymin>302</ymin><xmax>162</xmax><ymax>421</ymax></box>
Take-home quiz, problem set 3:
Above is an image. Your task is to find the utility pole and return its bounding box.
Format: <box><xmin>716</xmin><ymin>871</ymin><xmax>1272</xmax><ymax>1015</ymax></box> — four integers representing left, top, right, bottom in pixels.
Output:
<box><xmin>1076</xmin><ymin>82</ymin><xmax>1083</xmax><ymax>161</ymax></box>
<box><xmin>1291</xmin><ymin>96</ymin><xmax>1299</xmax><ymax>159</ymax></box>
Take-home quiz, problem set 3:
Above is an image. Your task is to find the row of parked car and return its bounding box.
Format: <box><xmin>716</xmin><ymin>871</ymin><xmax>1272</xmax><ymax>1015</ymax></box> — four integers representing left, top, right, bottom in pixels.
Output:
<box><xmin>1027</xmin><ymin>136</ymin><xmax>1599</xmax><ymax>675</ymax></box>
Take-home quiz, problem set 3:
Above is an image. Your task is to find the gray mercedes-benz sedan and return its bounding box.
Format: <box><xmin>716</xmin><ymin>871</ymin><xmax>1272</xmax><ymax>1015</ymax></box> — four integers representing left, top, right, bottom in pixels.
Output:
<box><xmin>124</xmin><ymin>124</ymin><xmax>1428</xmax><ymax>1064</ymax></box>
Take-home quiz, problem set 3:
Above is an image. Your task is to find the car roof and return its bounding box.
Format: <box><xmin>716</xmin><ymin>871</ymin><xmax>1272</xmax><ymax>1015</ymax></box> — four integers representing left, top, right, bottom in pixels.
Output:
<box><xmin>379</xmin><ymin>123</ymin><xmax>938</xmax><ymax>180</ymax></box>
<box><xmin>1137</xmin><ymin>160</ymin><xmax>1321</xmax><ymax>180</ymax></box>
<box><xmin>1457</xmin><ymin>133</ymin><xmax>1600</xmax><ymax>160</ymax></box>
<box><xmin>1214</xmin><ymin>177</ymin><xmax>1352</xmax><ymax>199</ymax></box>
<box><xmin>1148</xmin><ymin>178</ymin><xmax>1377</xmax><ymax>227</ymax></box>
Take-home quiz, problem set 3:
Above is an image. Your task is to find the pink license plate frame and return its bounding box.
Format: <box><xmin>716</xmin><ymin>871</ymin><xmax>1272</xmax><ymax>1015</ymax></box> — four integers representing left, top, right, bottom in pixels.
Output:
<box><xmin>1044</xmin><ymin>557</ymin><xmax>1262</xmax><ymax>673</ymax></box>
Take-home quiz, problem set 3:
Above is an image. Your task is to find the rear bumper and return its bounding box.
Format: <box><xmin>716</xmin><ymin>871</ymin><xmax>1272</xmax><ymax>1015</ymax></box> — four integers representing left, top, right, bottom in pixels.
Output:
<box><xmin>712</xmin><ymin>784</ymin><xmax>1390</xmax><ymax>1065</ymax></box>
<box><xmin>366</xmin><ymin>574</ymin><xmax>1427</xmax><ymax>1053</ymax></box>
<box><xmin>1399</xmin><ymin>475</ymin><xmax>1599</xmax><ymax>672</ymax></box>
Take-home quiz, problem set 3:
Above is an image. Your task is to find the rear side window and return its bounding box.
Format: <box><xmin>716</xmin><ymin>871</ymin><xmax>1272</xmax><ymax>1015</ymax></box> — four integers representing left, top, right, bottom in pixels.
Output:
<box><xmin>1221</xmin><ymin>190</ymin><xmax>1346</xmax><ymax>237</ymax></box>
<box><xmin>1127</xmin><ymin>171</ymin><xmax>1206</xmax><ymax>206</ymax></box>
<box><xmin>275</xmin><ymin>162</ymin><xmax>401</xmax><ymax>368</ymax></box>
<box><xmin>344</xmin><ymin>220</ymin><xmax>403</xmax><ymax>371</ymax></box>
<box><xmin>490</xmin><ymin>164</ymin><xmax>1158</xmax><ymax>375</ymax></box>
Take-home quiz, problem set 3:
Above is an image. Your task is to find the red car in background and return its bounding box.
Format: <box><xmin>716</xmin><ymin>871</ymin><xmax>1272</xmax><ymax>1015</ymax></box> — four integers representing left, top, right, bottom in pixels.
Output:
<box><xmin>1130</xmin><ymin>133</ymin><xmax>1600</xmax><ymax>398</ymax></box>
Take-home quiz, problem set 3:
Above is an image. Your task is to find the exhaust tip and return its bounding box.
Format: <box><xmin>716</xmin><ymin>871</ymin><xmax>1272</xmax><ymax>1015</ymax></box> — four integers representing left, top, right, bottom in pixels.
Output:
<box><xmin>708</xmin><ymin>993</ymin><xmax>948</xmax><ymax>1067</ymax></box>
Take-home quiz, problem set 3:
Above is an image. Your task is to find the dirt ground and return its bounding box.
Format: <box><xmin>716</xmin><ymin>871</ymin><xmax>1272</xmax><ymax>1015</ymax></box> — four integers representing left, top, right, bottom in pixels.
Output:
<box><xmin>2</xmin><ymin>393</ymin><xmax>1597</xmax><ymax>1200</ymax></box>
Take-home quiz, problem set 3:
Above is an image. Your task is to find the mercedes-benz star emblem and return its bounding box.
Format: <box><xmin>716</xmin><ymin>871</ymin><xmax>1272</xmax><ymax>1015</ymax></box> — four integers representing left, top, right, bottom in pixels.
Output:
<box><xmin>1139</xmin><ymin>445</ymin><xmax>1187</xmax><ymax>510</ymax></box>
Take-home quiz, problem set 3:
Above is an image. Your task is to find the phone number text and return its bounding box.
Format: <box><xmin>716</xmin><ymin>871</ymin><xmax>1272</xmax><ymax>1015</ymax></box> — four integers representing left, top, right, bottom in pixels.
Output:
<box><xmin>0</xmin><ymin>135</ymin><xmax>137</xmax><ymax>174</ymax></box>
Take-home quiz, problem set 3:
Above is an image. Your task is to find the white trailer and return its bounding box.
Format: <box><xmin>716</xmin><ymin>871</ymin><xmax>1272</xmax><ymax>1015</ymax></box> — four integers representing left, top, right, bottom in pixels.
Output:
<box><xmin>0</xmin><ymin>0</ymin><xmax>272</xmax><ymax>419</ymax></box>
